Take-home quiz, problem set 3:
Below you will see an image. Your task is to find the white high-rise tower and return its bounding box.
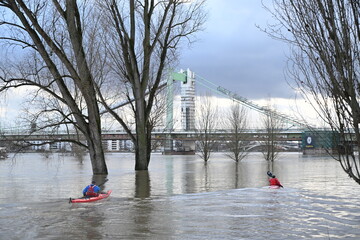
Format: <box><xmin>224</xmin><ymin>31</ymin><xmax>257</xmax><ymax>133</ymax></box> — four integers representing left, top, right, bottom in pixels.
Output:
<box><xmin>164</xmin><ymin>69</ymin><xmax>196</xmax><ymax>154</ymax></box>
<box><xmin>180</xmin><ymin>69</ymin><xmax>196</xmax><ymax>131</ymax></box>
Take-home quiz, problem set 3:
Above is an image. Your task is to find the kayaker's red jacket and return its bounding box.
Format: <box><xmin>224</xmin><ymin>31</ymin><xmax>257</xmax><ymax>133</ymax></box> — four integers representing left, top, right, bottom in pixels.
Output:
<box><xmin>269</xmin><ymin>177</ymin><xmax>283</xmax><ymax>187</ymax></box>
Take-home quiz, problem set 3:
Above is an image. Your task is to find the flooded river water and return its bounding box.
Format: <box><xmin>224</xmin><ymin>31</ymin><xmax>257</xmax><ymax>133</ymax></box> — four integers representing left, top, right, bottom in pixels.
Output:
<box><xmin>0</xmin><ymin>152</ymin><xmax>359</xmax><ymax>239</ymax></box>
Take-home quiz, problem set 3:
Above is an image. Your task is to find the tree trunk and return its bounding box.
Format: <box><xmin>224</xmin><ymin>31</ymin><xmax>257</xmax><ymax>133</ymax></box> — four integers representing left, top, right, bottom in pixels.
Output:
<box><xmin>134</xmin><ymin>97</ymin><xmax>151</xmax><ymax>170</ymax></box>
<box><xmin>134</xmin><ymin>125</ymin><xmax>150</xmax><ymax>170</ymax></box>
<box><xmin>87</xmin><ymin>137</ymin><xmax>107</xmax><ymax>174</ymax></box>
<box><xmin>65</xmin><ymin>0</ymin><xmax>107</xmax><ymax>174</ymax></box>
<box><xmin>86</xmin><ymin>114</ymin><xmax>107</xmax><ymax>174</ymax></box>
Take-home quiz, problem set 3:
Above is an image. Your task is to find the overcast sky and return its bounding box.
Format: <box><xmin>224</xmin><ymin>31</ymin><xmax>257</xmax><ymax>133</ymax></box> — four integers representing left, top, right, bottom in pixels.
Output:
<box><xmin>179</xmin><ymin>0</ymin><xmax>293</xmax><ymax>100</ymax></box>
<box><xmin>0</xmin><ymin>1</ymin><xmax>321</xmax><ymax>128</ymax></box>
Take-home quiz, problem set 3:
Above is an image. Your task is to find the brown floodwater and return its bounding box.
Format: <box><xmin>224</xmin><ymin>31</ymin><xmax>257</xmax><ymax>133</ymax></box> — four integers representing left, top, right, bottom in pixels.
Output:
<box><xmin>0</xmin><ymin>152</ymin><xmax>359</xmax><ymax>239</ymax></box>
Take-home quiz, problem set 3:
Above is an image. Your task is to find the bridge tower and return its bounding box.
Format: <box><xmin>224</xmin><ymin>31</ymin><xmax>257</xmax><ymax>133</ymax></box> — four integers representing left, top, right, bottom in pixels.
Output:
<box><xmin>180</xmin><ymin>69</ymin><xmax>196</xmax><ymax>131</ymax></box>
<box><xmin>164</xmin><ymin>69</ymin><xmax>196</xmax><ymax>154</ymax></box>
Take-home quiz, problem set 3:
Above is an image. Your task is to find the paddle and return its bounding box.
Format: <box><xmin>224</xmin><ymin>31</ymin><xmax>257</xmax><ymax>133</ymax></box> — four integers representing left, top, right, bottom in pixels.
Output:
<box><xmin>97</xmin><ymin>178</ymin><xmax>109</xmax><ymax>187</ymax></box>
<box><xmin>97</xmin><ymin>179</ymin><xmax>109</xmax><ymax>194</ymax></box>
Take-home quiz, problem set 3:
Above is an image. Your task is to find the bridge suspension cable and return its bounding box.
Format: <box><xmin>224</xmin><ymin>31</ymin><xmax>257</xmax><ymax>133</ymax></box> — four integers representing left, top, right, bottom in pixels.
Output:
<box><xmin>99</xmin><ymin>81</ymin><xmax>168</xmax><ymax>115</ymax></box>
<box><xmin>98</xmin><ymin>70</ymin><xmax>309</xmax><ymax>128</ymax></box>
<box><xmin>194</xmin><ymin>73</ymin><xmax>308</xmax><ymax>128</ymax></box>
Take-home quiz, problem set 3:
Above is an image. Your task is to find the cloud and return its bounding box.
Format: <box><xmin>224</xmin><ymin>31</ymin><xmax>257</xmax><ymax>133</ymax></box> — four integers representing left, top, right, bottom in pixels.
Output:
<box><xmin>0</xmin><ymin>88</ymin><xmax>27</xmax><ymax>128</ymax></box>
<box><xmin>179</xmin><ymin>0</ymin><xmax>294</xmax><ymax>100</ymax></box>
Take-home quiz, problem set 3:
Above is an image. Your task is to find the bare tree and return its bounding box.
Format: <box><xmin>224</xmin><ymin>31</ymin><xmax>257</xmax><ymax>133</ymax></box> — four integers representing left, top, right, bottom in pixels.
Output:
<box><xmin>261</xmin><ymin>104</ymin><xmax>283</xmax><ymax>162</ymax></box>
<box><xmin>224</xmin><ymin>103</ymin><xmax>249</xmax><ymax>162</ymax></box>
<box><xmin>196</xmin><ymin>94</ymin><xmax>219</xmax><ymax>162</ymax></box>
<box><xmin>98</xmin><ymin>0</ymin><xmax>207</xmax><ymax>170</ymax></box>
<box><xmin>0</xmin><ymin>0</ymin><xmax>108</xmax><ymax>174</ymax></box>
<box><xmin>264</xmin><ymin>0</ymin><xmax>360</xmax><ymax>183</ymax></box>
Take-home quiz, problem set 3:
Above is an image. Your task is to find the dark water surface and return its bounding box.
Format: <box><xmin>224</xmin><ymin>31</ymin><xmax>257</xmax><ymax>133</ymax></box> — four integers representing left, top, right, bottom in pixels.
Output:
<box><xmin>0</xmin><ymin>152</ymin><xmax>359</xmax><ymax>239</ymax></box>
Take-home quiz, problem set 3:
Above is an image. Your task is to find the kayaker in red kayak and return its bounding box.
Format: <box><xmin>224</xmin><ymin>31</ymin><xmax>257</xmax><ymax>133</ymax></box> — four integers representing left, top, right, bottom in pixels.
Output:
<box><xmin>83</xmin><ymin>181</ymin><xmax>101</xmax><ymax>197</ymax></box>
<box><xmin>269</xmin><ymin>175</ymin><xmax>283</xmax><ymax>188</ymax></box>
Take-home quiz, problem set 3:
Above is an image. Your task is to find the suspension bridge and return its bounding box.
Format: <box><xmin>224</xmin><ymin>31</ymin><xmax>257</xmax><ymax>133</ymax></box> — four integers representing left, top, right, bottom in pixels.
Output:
<box><xmin>0</xmin><ymin>69</ymin><xmax>340</xmax><ymax>155</ymax></box>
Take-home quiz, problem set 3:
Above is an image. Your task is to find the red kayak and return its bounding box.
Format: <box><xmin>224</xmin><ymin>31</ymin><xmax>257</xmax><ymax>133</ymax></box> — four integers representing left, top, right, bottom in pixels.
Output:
<box><xmin>70</xmin><ymin>190</ymin><xmax>112</xmax><ymax>203</ymax></box>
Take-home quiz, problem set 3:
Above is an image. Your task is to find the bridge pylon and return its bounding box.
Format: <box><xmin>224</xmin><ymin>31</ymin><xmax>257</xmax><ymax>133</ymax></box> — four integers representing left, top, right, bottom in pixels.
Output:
<box><xmin>164</xmin><ymin>69</ymin><xmax>196</xmax><ymax>155</ymax></box>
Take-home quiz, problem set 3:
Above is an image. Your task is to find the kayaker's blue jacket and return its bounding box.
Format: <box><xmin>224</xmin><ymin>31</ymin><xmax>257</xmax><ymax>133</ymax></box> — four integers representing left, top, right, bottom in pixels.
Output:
<box><xmin>83</xmin><ymin>184</ymin><xmax>100</xmax><ymax>196</ymax></box>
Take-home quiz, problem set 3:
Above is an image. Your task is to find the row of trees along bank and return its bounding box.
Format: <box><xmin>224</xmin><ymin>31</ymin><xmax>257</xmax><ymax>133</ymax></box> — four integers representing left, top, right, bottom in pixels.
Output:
<box><xmin>196</xmin><ymin>94</ymin><xmax>284</xmax><ymax>163</ymax></box>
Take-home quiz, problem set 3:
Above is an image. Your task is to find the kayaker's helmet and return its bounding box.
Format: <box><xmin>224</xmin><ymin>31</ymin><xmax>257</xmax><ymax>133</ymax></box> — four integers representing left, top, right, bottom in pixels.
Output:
<box><xmin>272</xmin><ymin>175</ymin><xmax>276</xmax><ymax>178</ymax></box>
<box><xmin>91</xmin><ymin>180</ymin><xmax>96</xmax><ymax>184</ymax></box>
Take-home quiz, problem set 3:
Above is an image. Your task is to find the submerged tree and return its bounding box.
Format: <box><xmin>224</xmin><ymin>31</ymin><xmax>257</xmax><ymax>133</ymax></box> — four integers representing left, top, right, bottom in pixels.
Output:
<box><xmin>224</xmin><ymin>103</ymin><xmax>249</xmax><ymax>162</ymax></box>
<box><xmin>196</xmin><ymin>94</ymin><xmax>219</xmax><ymax>162</ymax></box>
<box><xmin>264</xmin><ymin>0</ymin><xmax>360</xmax><ymax>183</ymax></box>
<box><xmin>98</xmin><ymin>0</ymin><xmax>207</xmax><ymax>170</ymax></box>
<box><xmin>0</xmin><ymin>0</ymin><xmax>108</xmax><ymax>174</ymax></box>
<box><xmin>261</xmin><ymin>104</ymin><xmax>283</xmax><ymax>162</ymax></box>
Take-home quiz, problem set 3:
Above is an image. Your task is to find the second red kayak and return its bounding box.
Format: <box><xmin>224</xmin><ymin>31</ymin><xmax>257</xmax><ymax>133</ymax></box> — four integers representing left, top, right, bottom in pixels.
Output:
<box><xmin>70</xmin><ymin>190</ymin><xmax>112</xmax><ymax>203</ymax></box>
